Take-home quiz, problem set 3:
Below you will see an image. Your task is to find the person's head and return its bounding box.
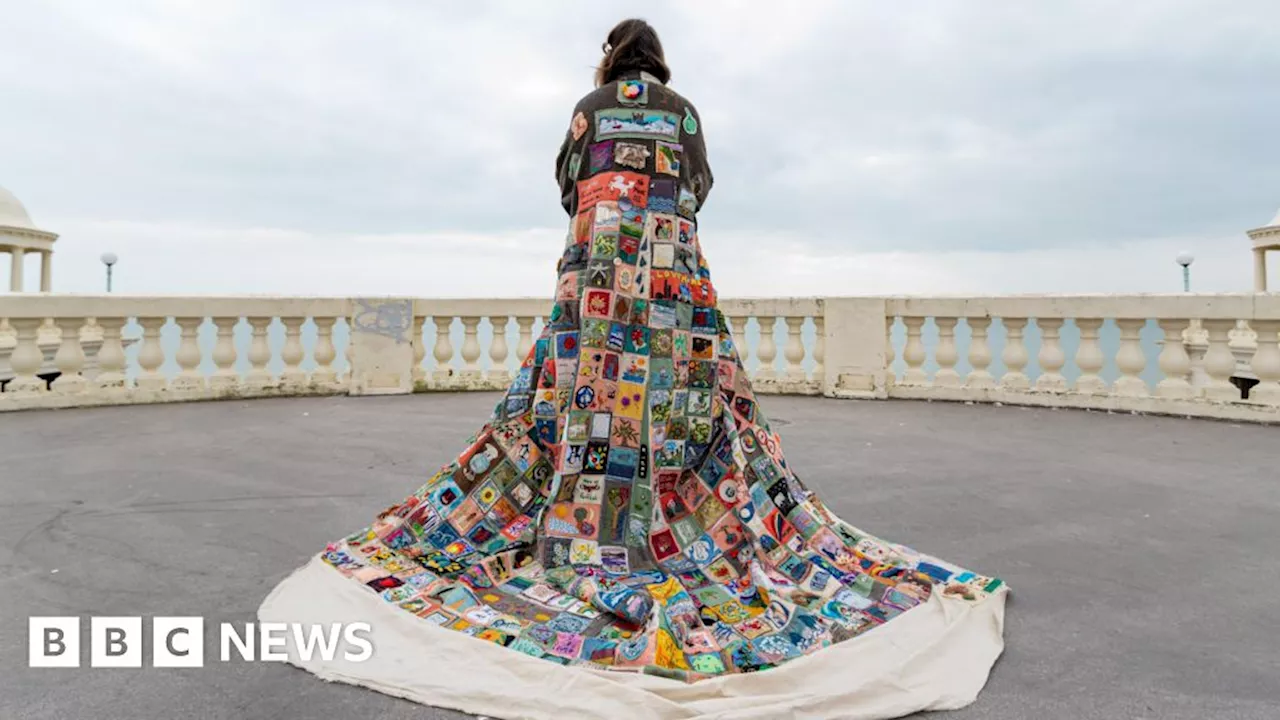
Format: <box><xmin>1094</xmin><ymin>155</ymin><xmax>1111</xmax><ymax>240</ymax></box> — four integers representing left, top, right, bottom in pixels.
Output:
<box><xmin>595</xmin><ymin>19</ymin><xmax>670</xmax><ymax>87</ymax></box>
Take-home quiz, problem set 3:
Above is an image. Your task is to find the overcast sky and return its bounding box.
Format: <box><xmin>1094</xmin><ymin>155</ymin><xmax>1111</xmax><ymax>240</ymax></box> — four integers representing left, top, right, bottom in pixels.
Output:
<box><xmin>2</xmin><ymin>0</ymin><xmax>1278</xmax><ymax>297</ymax></box>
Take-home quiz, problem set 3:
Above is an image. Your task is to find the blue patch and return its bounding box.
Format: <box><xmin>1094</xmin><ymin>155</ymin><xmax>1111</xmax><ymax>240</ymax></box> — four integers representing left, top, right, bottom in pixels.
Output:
<box><xmin>917</xmin><ymin>562</ymin><xmax>954</xmax><ymax>582</ymax></box>
<box><xmin>555</xmin><ymin>331</ymin><xmax>580</xmax><ymax>359</ymax></box>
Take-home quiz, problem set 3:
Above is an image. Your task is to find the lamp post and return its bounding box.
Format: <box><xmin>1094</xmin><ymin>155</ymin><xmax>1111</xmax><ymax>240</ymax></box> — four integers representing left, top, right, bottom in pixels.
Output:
<box><xmin>100</xmin><ymin>252</ymin><xmax>118</xmax><ymax>293</ymax></box>
<box><xmin>1176</xmin><ymin>252</ymin><xmax>1194</xmax><ymax>293</ymax></box>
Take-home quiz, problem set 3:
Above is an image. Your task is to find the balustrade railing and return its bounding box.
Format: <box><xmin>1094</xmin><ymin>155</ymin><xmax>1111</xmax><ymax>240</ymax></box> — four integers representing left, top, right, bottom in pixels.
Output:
<box><xmin>2</xmin><ymin>294</ymin><xmax>1279</xmax><ymax>422</ymax></box>
<box><xmin>878</xmin><ymin>295</ymin><xmax>1280</xmax><ymax>421</ymax></box>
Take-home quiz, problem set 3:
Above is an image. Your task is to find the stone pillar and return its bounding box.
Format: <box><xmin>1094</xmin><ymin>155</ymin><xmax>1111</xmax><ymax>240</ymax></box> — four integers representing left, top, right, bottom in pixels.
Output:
<box><xmin>40</xmin><ymin>250</ymin><xmax>52</xmax><ymax>292</ymax></box>
<box><xmin>9</xmin><ymin>247</ymin><xmax>24</xmax><ymax>292</ymax></box>
<box><xmin>820</xmin><ymin>297</ymin><xmax>889</xmax><ymax>399</ymax></box>
<box><xmin>349</xmin><ymin>298</ymin><xmax>415</xmax><ymax>395</ymax></box>
<box><xmin>1255</xmin><ymin>248</ymin><xmax>1268</xmax><ymax>292</ymax></box>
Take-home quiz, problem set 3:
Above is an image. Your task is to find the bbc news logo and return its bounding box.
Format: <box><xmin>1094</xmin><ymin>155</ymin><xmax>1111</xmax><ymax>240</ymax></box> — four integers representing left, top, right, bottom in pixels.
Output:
<box><xmin>29</xmin><ymin>617</ymin><xmax>372</xmax><ymax>668</ymax></box>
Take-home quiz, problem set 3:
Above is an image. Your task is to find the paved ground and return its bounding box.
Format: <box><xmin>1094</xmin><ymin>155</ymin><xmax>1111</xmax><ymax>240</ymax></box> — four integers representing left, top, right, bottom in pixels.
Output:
<box><xmin>2</xmin><ymin>394</ymin><xmax>1278</xmax><ymax>720</ymax></box>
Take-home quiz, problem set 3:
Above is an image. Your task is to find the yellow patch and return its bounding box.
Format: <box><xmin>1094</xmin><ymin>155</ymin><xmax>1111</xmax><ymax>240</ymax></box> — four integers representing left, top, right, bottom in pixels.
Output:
<box><xmin>646</xmin><ymin>576</ymin><xmax>683</xmax><ymax>604</ymax></box>
<box><xmin>654</xmin><ymin>630</ymin><xmax>690</xmax><ymax>670</ymax></box>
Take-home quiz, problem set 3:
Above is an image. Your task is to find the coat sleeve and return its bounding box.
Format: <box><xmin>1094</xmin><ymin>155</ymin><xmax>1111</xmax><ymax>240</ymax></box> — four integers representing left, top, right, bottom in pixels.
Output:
<box><xmin>555</xmin><ymin>106</ymin><xmax>587</xmax><ymax>216</ymax></box>
<box><xmin>683</xmin><ymin>105</ymin><xmax>715</xmax><ymax>210</ymax></box>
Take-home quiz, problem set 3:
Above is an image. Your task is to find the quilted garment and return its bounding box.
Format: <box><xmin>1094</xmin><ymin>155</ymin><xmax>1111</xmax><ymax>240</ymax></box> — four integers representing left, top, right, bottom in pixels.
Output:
<box><xmin>316</xmin><ymin>71</ymin><xmax>1005</xmax><ymax>682</ymax></box>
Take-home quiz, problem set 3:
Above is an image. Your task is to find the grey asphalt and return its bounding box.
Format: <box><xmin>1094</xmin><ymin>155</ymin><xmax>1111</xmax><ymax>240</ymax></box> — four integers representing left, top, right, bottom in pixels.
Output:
<box><xmin>1</xmin><ymin>394</ymin><xmax>1278</xmax><ymax>720</ymax></box>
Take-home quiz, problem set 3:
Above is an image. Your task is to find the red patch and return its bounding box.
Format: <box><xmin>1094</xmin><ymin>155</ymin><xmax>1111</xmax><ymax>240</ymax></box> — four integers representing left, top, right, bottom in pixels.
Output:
<box><xmin>573</xmin><ymin>210</ymin><xmax>593</xmax><ymax>244</ymax></box>
<box><xmin>577</xmin><ymin>171</ymin><xmax>650</xmax><ymax>210</ymax></box>
<box><xmin>655</xmin><ymin>470</ymin><xmax>680</xmax><ymax>495</ymax></box>
<box><xmin>584</xmin><ymin>289</ymin><xmax>613</xmax><ymax>319</ymax></box>
<box><xmin>651</xmin><ymin>528</ymin><xmax>679</xmax><ymax>560</ymax></box>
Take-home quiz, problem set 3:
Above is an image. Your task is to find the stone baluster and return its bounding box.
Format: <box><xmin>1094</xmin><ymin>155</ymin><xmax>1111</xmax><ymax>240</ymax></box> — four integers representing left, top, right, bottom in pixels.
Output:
<box><xmin>1113</xmin><ymin>319</ymin><xmax>1148</xmax><ymax>396</ymax></box>
<box><xmin>245</xmin><ymin>317</ymin><xmax>274</xmax><ymax>389</ymax></box>
<box><xmin>729</xmin><ymin>316</ymin><xmax>750</xmax><ymax>365</ymax></box>
<box><xmin>782</xmin><ymin>316</ymin><xmax>806</xmax><ymax>383</ymax></box>
<box><xmin>966</xmin><ymin>317</ymin><xmax>994</xmax><ymax>389</ymax></box>
<box><xmin>1000</xmin><ymin>318</ymin><xmax>1030</xmax><ymax>390</ymax></box>
<box><xmin>7</xmin><ymin>318</ymin><xmax>47</xmax><ymax>394</ymax></box>
<box><xmin>312</xmin><ymin>317</ymin><xmax>338</xmax><ymax>387</ymax></box>
<box><xmin>432</xmin><ymin>316</ymin><xmax>455</xmax><ymax>385</ymax></box>
<box><xmin>136</xmin><ymin>318</ymin><xmax>168</xmax><ymax>391</ymax></box>
<box><xmin>1155</xmin><ymin>319</ymin><xmax>1194</xmax><ymax>399</ymax></box>
<box><xmin>1074</xmin><ymin>318</ymin><xmax>1107</xmax><ymax>394</ymax></box>
<box><xmin>934</xmin><ymin>317</ymin><xmax>961</xmax><ymax>387</ymax></box>
<box><xmin>95</xmin><ymin>318</ymin><xmax>128</xmax><ymax>390</ymax></box>
<box><xmin>755</xmin><ymin>316</ymin><xmax>778</xmax><ymax>381</ymax></box>
<box><xmin>884</xmin><ymin>317</ymin><xmax>896</xmax><ymax>389</ymax></box>
<box><xmin>1201</xmin><ymin>319</ymin><xmax>1239</xmax><ymax>402</ymax></box>
<box><xmin>210</xmin><ymin>317</ymin><xmax>239</xmax><ymax>389</ymax></box>
<box><xmin>410</xmin><ymin>315</ymin><xmax>427</xmax><ymax>387</ymax></box>
<box><xmin>459</xmin><ymin>316</ymin><xmax>482</xmax><ymax>382</ymax></box>
<box><xmin>1249</xmin><ymin>320</ymin><xmax>1280</xmax><ymax>405</ymax></box>
<box><xmin>1035</xmin><ymin>319</ymin><xmax>1067</xmax><ymax>392</ymax></box>
<box><xmin>488</xmin><ymin>316</ymin><xmax>511</xmax><ymax>385</ymax></box>
<box><xmin>172</xmin><ymin>317</ymin><xmax>207</xmax><ymax>391</ymax></box>
<box><xmin>515</xmin><ymin>316</ymin><xmax>536</xmax><ymax>363</ymax></box>
<box><xmin>280</xmin><ymin>317</ymin><xmax>306</xmax><ymax>389</ymax></box>
<box><xmin>812</xmin><ymin>316</ymin><xmax>825</xmax><ymax>386</ymax></box>
<box><xmin>51</xmin><ymin>317</ymin><xmax>87</xmax><ymax>394</ymax></box>
<box><xmin>901</xmin><ymin>316</ymin><xmax>927</xmax><ymax>386</ymax></box>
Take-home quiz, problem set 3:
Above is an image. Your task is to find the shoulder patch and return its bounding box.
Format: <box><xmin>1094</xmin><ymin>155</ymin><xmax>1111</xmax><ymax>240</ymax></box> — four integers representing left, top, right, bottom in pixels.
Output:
<box><xmin>682</xmin><ymin>108</ymin><xmax>698</xmax><ymax>136</ymax></box>
<box><xmin>618</xmin><ymin>80</ymin><xmax>648</xmax><ymax>105</ymax></box>
<box><xmin>571</xmin><ymin>112</ymin><xmax>588</xmax><ymax>141</ymax></box>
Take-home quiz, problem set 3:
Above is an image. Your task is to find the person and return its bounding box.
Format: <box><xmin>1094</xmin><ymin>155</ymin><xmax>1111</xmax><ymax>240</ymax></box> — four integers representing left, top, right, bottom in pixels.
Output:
<box><xmin>260</xmin><ymin>18</ymin><xmax>1009</xmax><ymax>720</ymax></box>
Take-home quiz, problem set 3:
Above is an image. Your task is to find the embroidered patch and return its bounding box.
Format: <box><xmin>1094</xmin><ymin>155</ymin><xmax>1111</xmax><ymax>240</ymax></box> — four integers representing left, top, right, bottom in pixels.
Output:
<box><xmin>594</xmin><ymin>202</ymin><xmax>621</xmax><ymax>231</ymax></box>
<box><xmin>595</xmin><ymin>108</ymin><xmax>679</xmax><ymax>141</ymax></box>
<box><xmin>648</xmin><ymin>177</ymin><xmax>678</xmax><ymax>214</ymax></box>
<box><xmin>655</xmin><ymin>142</ymin><xmax>681</xmax><ymax>176</ymax></box>
<box><xmin>654</xmin><ymin>243</ymin><xmax>676</xmax><ymax>269</ymax></box>
<box><xmin>571</xmin><ymin>111</ymin><xmax>588</xmax><ymax>140</ymax></box>
<box><xmin>577</xmin><ymin>171</ymin><xmax>650</xmax><ymax>209</ymax></box>
<box><xmin>588</xmin><ymin>141</ymin><xmax>614</xmax><ymax>174</ymax></box>
<box><xmin>617</xmin><ymin>80</ymin><xmax>648</xmax><ymax>105</ymax></box>
<box><xmin>647</xmin><ymin>213</ymin><xmax>676</xmax><ymax>243</ymax></box>
<box><xmin>677</xmin><ymin>219</ymin><xmax>695</xmax><ymax>245</ymax></box>
<box><xmin>682</xmin><ymin>107</ymin><xmax>698</xmax><ymax>136</ymax></box>
<box><xmin>568</xmin><ymin>152</ymin><xmax>581</xmax><ymax>178</ymax></box>
<box><xmin>677</xmin><ymin>187</ymin><xmax>698</xmax><ymax>218</ymax></box>
<box><xmin>614</xmin><ymin>142</ymin><xmax>651</xmax><ymax>171</ymax></box>
<box><xmin>619</xmin><ymin>205</ymin><xmax>645</xmax><ymax>239</ymax></box>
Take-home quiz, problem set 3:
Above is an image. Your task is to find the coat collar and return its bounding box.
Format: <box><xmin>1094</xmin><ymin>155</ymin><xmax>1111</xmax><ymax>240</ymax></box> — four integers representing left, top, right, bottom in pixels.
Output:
<box><xmin>616</xmin><ymin>69</ymin><xmax>665</xmax><ymax>86</ymax></box>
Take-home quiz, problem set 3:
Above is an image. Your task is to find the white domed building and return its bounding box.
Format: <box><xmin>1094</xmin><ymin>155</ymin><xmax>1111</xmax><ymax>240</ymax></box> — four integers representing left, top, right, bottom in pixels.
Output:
<box><xmin>1249</xmin><ymin>208</ymin><xmax>1280</xmax><ymax>292</ymax></box>
<box><xmin>1</xmin><ymin>186</ymin><xmax>58</xmax><ymax>292</ymax></box>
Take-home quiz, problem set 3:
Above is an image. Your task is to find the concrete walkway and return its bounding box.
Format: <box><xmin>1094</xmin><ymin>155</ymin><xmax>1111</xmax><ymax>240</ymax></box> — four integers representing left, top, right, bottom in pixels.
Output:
<box><xmin>2</xmin><ymin>394</ymin><xmax>1278</xmax><ymax>720</ymax></box>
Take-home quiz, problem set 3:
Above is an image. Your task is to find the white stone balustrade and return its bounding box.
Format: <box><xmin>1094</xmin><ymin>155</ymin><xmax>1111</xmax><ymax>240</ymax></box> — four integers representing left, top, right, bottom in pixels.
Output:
<box><xmin>3</xmin><ymin>294</ymin><xmax>1280</xmax><ymax>422</ymax></box>
<box><xmin>0</xmin><ymin>296</ymin><xmax>350</xmax><ymax>411</ymax></box>
<box><xmin>719</xmin><ymin>298</ymin><xmax>824</xmax><ymax>396</ymax></box>
<box><xmin>414</xmin><ymin>299</ymin><xmax>549</xmax><ymax>392</ymax></box>
<box><xmin>880</xmin><ymin>295</ymin><xmax>1280</xmax><ymax>422</ymax></box>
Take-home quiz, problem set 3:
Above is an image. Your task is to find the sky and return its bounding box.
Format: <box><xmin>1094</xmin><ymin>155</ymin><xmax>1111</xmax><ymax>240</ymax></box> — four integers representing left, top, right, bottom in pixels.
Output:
<box><xmin>2</xmin><ymin>0</ymin><xmax>1278</xmax><ymax>297</ymax></box>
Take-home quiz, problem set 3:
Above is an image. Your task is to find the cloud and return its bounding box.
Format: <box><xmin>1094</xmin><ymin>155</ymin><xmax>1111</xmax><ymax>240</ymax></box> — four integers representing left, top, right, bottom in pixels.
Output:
<box><xmin>1</xmin><ymin>0</ymin><xmax>1278</xmax><ymax>295</ymax></box>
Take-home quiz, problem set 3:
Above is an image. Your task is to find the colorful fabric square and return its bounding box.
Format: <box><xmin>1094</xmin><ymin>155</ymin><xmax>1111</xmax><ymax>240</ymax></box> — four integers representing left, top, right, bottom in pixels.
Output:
<box><xmin>618</xmin><ymin>80</ymin><xmax>648</xmax><ymax>105</ymax></box>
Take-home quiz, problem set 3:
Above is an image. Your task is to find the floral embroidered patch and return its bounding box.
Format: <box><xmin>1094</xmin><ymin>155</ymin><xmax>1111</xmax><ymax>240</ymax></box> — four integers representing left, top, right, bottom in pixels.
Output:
<box><xmin>617</xmin><ymin>80</ymin><xmax>648</xmax><ymax>105</ymax></box>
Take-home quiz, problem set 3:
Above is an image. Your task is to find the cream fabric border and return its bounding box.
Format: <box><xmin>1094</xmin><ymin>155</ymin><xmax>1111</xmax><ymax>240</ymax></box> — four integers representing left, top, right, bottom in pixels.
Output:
<box><xmin>258</xmin><ymin>555</ymin><xmax>1007</xmax><ymax>720</ymax></box>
